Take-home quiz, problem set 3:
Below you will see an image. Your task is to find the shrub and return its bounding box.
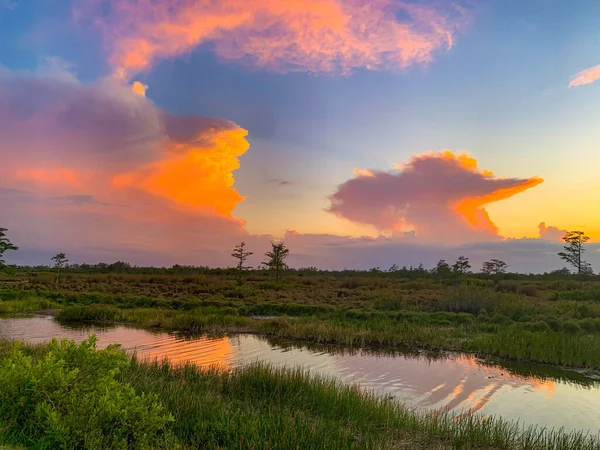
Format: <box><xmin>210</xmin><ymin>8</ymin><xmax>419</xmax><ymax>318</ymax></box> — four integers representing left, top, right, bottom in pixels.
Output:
<box><xmin>491</xmin><ymin>314</ymin><xmax>512</xmax><ymax>325</ymax></box>
<box><xmin>578</xmin><ymin>318</ymin><xmax>597</xmax><ymax>333</ymax></box>
<box><xmin>374</xmin><ymin>296</ymin><xmax>405</xmax><ymax>311</ymax></box>
<box><xmin>519</xmin><ymin>285</ymin><xmax>539</xmax><ymax>297</ymax></box>
<box><xmin>57</xmin><ymin>305</ymin><xmax>119</xmax><ymax>322</ymax></box>
<box><xmin>521</xmin><ymin>321</ymin><xmax>550</xmax><ymax>332</ymax></box>
<box><xmin>545</xmin><ymin>318</ymin><xmax>562</xmax><ymax>332</ymax></box>
<box><xmin>517</xmin><ymin>315</ymin><xmax>533</xmax><ymax>323</ymax></box>
<box><xmin>563</xmin><ymin>320</ymin><xmax>582</xmax><ymax>334</ymax></box>
<box><xmin>496</xmin><ymin>280</ymin><xmax>520</xmax><ymax>294</ymax></box>
<box><xmin>0</xmin><ymin>337</ymin><xmax>172</xmax><ymax>449</ymax></box>
<box><xmin>439</xmin><ymin>286</ymin><xmax>503</xmax><ymax>315</ymax></box>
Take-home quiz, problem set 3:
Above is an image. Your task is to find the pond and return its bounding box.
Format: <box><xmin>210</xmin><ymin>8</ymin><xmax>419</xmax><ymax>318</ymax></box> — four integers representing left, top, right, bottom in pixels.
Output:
<box><xmin>1</xmin><ymin>315</ymin><xmax>599</xmax><ymax>434</ymax></box>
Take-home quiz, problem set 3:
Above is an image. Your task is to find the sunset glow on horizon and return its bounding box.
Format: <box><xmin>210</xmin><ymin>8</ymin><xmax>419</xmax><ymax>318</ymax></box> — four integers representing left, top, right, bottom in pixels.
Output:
<box><xmin>1</xmin><ymin>0</ymin><xmax>600</xmax><ymax>272</ymax></box>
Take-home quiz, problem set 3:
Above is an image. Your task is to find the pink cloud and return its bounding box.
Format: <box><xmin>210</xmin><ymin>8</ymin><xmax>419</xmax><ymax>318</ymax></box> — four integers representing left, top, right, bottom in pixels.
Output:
<box><xmin>73</xmin><ymin>0</ymin><xmax>470</xmax><ymax>77</ymax></box>
<box><xmin>327</xmin><ymin>151</ymin><xmax>543</xmax><ymax>243</ymax></box>
<box><xmin>569</xmin><ymin>64</ymin><xmax>600</xmax><ymax>87</ymax></box>
<box><xmin>538</xmin><ymin>222</ymin><xmax>567</xmax><ymax>242</ymax></box>
<box><xmin>0</xmin><ymin>69</ymin><xmax>252</xmax><ymax>260</ymax></box>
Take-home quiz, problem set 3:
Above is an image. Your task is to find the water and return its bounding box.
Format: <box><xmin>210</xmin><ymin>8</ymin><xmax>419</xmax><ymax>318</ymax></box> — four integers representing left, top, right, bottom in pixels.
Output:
<box><xmin>1</xmin><ymin>316</ymin><xmax>599</xmax><ymax>433</ymax></box>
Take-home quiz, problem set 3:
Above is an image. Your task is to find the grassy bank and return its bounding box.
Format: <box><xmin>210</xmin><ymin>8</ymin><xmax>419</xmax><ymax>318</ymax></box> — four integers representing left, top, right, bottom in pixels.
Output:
<box><xmin>4</xmin><ymin>272</ymin><xmax>600</xmax><ymax>368</ymax></box>
<box><xmin>0</xmin><ymin>337</ymin><xmax>599</xmax><ymax>450</ymax></box>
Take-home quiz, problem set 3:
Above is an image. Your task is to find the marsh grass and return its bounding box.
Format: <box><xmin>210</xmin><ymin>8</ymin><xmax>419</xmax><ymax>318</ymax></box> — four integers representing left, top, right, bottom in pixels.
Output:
<box><xmin>6</xmin><ymin>273</ymin><xmax>600</xmax><ymax>369</ymax></box>
<box><xmin>1</xmin><ymin>337</ymin><xmax>598</xmax><ymax>450</ymax></box>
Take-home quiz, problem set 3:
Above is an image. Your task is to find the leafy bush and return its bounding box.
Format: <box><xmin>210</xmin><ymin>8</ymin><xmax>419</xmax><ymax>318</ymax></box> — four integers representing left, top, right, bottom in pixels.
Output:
<box><xmin>374</xmin><ymin>296</ymin><xmax>405</xmax><ymax>311</ymax></box>
<box><xmin>57</xmin><ymin>305</ymin><xmax>119</xmax><ymax>322</ymax></box>
<box><xmin>521</xmin><ymin>321</ymin><xmax>550</xmax><ymax>332</ymax></box>
<box><xmin>578</xmin><ymin>318</ymin><xmax>597</xmax><ymax>333</ymax></box>
<box><xmin>439</xmin><ymin>286</ymin><xmax>504</xmax><ymax>315</ymax></box>
<box><xmin>0</xmin><ymin>337</ymin><xmax>172</xmax><ymax>449</ymax></box>
<box><xmin>519</xmin><ymin>284</ymin><xmax>539</xmax><ymax>297</ymax></box>
<box><xmin>563</xmin><ymin>320</ymin><xmax>582</xmax><ymax>334</ymax></box>
<box><xmin>545</xmin><ymin>318</ymin><xmax>562</xmax><ymax>332</ymax></box>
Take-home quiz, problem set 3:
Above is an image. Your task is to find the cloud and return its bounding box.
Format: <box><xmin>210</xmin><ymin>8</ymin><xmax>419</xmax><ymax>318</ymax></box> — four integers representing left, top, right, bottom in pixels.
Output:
<box><xmin>327</xmin><ymin>151</ymin><xmax>543</xmax><ymax>243</ymax></box>
<box><xmin>538</xmin><ymin>222</ymin><xmax>567</xmax><ymax>242</ymax></box>
<box><xmin>73</xmin><ymin>0</ymin><xmax>470</xmax><ymax>77</ymax></box>
<box><xmin>281</xmin><ymin>230</ymin><xmax>600</xmax><ymax>273</ymax></box>
<box><xmin>569</xmin><ymin>64</ymin><xmax>600</xmax><ymax>87</ymax></box>
<box><xmin>269</xmin><ymin>178</ymin><xmax>293</xmax><ymax>186</ymax></box>
<box><xmin>0</xmin><ymin>68</ymin><xmax>252</xmax><ymax>261</ymax></box>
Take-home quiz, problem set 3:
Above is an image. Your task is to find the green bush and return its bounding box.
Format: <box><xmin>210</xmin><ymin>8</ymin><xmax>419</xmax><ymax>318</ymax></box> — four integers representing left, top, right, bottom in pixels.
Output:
<box><xmin>578</xmin><ymin>318</ymin><xmax>597</xmax><ymax>333</ymax></box>
<box><xmin>563</xmin><ymin>320</ymin><xmax>582</xmax><ymax>334</ymax></box>
<box><xmin>491</xmin><ymin>314</ymin><xmax>512</xmax><ymax>325</ymax></box>
<box><xmin>545</xmin><ymin>318</ymin><xmax>562</xmax><ymax>332</ymax></box>
<box><xmin>374</xmin><ymin>296</ymin><xmax>405</xmax><ymax>311</ymax></box>
<box><xmin>0</xmin><ymin>337</ymin><xmax>172</xmax><ymax>449</ymax></box>
<box><xmin>521</xmin><ymin>321</ymin><xmax>550</xmax><ymax>332</ymax></box>
<box><xmin>439</xmin><ymin>286</ymin><xmax>503</xmax><ymax>315</ymax></box>
<box><xmin>57</xmin><ymin>305</ymin><xmax>119</xmax><ymax>322</ymax></box>
<box><xmin>519</xmin><ymin>284</ymin><xmax>539</xmax><ymax>297</ymax></box>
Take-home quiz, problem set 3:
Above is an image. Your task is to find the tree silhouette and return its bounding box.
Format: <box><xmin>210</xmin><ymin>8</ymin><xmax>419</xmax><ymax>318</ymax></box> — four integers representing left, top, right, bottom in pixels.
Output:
<box><xmin>452</xmin><ymin>255</ymin><xmax>471</xmax><ymax>274</ymax></box>
<box><xmin>0</xmin><ymin>228</ymin><xmax>18</xmax><ymax>270</ymax></box>
<box><xmin>558</xmin><ymin>231</ymin><xmax>592</xmax><ymax>288</ymax></box>
<box><xmin>433</xmin><ymin>259</ymin><xmax>452</xmax><ymax>276</ymax></box>
<box><xmin>262</xmin><ymin>241</ymin><xmax>289</xmax><ymax>283</ymax></box>
<box><xmin>52</xmin><ymin>252</ymin><xmax>69</xmax><ymax>285</ymax></box>
<box><xmin>481</xmin><ymin>259</ymin><xmax>508</xmax><ymax>277</ymax></box>
<box><xmin>231</xmin><ymin>242</ymin><xmax>253</xmax><ymax>282</ymax></box>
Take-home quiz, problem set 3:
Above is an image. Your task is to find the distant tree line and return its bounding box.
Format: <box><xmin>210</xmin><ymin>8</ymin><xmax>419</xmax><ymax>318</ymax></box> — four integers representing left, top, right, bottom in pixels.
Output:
<box><xmin>0</xmin><ymin>227</ymin><xmax>596</xmax><ymax>284</ymax></box>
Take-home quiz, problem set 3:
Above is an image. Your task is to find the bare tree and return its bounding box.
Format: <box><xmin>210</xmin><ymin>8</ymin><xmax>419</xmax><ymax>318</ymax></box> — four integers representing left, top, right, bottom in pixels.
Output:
<box><xmin>263</xmin><ymin>241</ymin><xmax>290</xmax><ymax>283</ymax></box>
<box><xmin>558</xmin><ymin>231</ymin><xmax>592</xmax><ymax>288</ymax></box>
<box><xmin>231</xmin><ymin>242</ymin><xmax>253</xmax><ymax>282</ymax></box>
<box><xmin>0</xmin><ymin>227</ymin><xmax>18</xmax><ymax>270</ymax></box>
<box><xmin>52</xmin><ymin>252</ymin><xmax>69</xmax><ymax>285</ymax></box>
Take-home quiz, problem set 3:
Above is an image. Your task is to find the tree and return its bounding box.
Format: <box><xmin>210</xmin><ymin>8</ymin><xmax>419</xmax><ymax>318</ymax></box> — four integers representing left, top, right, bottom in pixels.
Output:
<box><xmin>0</xmin><ymin>228</ymin><xmax>18</xmax><ymax>270</ymax></box>
<box><xmin>433</xmin><ymin>259</ymin><xmax>452</xmax><ymax>276</ymax></box>
<box><xmin>231</xmin><ymin>242</ymin><xmax>253</xmax><ymax>281</ymax></box>
<box><xmin>481</xmin><ymin>259</ymin><xmax>508</xmax><ymax>277</ymax></box>
<box><xmin>52</xmin><ymin>252</ymin><xmax>69</xmax><ymax>285</ymax></box>
<box><xmin>558</xmin><ymin>231</ymin><xmax>591</xmax><ymax>288</ymax></box>
<box><xmin>262</xmin><ymin>241</ymin><xmax>289</xmax><ymax>282</ymax></box>
<box><xmin>452</xmin><ymin>255</ymin><xmax>471</xmax><ymax>274</ymax></box>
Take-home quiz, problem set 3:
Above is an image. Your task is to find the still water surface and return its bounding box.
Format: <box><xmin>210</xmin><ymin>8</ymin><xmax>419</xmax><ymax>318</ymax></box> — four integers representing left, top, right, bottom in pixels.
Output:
<box><xmin>1</xmin><ymin>316</ymin><xmax>599</xmax><ymax>433</ymax></box>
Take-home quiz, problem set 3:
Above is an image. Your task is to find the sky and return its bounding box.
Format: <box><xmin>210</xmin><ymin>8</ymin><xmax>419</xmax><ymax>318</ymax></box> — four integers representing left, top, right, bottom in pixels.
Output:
<box><xmin>1</xmin><ymin>0</ymin><xmax>600</xmax><ymax>272</ymax></box>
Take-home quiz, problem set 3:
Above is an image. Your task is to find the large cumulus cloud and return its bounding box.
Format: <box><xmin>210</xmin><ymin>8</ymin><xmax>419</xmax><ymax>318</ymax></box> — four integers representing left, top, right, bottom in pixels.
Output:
<box><xmin>327</xmin><ymin>151</ymin><xmax>543</xmax><ymax>243</ymax></box>
<box><xmin>0</xmin><ymin>68</ymin><xmax>251</xmax><ymax>262</ymax></box>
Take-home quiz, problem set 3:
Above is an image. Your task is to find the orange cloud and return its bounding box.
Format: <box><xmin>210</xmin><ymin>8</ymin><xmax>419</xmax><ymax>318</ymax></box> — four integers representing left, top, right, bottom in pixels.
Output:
<box><xmin>569</xmin><ymin>64</ymin><xmax>600</xmax><ymax>87</ymax></box>
<box><xmin>0</xmin><ymin>69</ymin><xmax>252</xmax><ymax>263</ymax></box>
<box><xmin>328</xmin><ymin>151</ymin><xmax>543</xmax><ymax>242</ymax></box>
<box><xmin>75</xmin><ymin>0</ymin><xmax>470</xmax><ymax>77</ymax></box>
<box><xmin>113</xmin><ymin>127</ymin><xmax>250</xmax><ymax>216</ymax></box>
<box><xmin>353</xmin><ymin>168</ymin><xmax>374</xmax><ymax>177</ymax></box>
<box><xmin>15</xmin><ymin>168</ymin><xmax>81</xmax><ymax>185</ymax></box>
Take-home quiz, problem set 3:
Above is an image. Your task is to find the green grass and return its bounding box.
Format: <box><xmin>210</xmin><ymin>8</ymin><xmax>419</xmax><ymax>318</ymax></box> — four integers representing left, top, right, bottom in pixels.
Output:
<box><xmin>1</xmin><ymin>337</ymin><xmax>599</xmax><ymax>450</ymax></box>
<box><xmin>5</xmin><ymin>273</ymin><xmax>600</xmax><ymax>369</ymax></box>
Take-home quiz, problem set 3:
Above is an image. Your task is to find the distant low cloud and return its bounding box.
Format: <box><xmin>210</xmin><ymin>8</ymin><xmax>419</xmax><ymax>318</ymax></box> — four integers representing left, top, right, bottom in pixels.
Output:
<box><xmin>269</xmin><ymin>178</ymin><xmax>293</xmax><ymax>186</ymax></box>
<box><xmin>281</xmin><ymin>230</ymin><xmax>600</xmax><ymax>273</ymax></box>
<box><xmin>328</xmin><ymin>151</ymin><xmax>543</xmax><ymax>243</ymax></box>
<box><xmin>73</xmin><ymin>0</ymin><xmax>470</xmax><ymax>77</ymax></box>
<box><xmin>538</xmin><ymin>222</ymin><xmax>567</xmax><ymax>242</ymax></box>
<box><xmin>569</xmin><ymin>64</ymin><xmax>600</xmax><ymax>87</ymax></box>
